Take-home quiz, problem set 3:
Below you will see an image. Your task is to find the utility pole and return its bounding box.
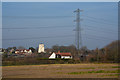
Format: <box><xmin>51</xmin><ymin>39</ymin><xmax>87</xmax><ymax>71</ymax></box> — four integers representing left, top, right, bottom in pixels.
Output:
<box><xmin>97</xmin><ymin>48</ymin><xmax>99</xmax><ymax>62</ymax></box>
<box><xmin>104</xmin><ymin>47</ymin><xmax>107</xmax><ymax>62</ymax></box>
<box><xmin>74</xmin><ymin>8</ymin><xmax>83</xmax><ymax>54</ymax></box>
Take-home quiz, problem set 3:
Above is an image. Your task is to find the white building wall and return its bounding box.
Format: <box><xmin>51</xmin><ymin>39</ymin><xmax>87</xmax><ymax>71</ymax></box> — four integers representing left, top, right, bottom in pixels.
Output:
<box><xmin>38</xmin><ymin>44</ymin><xmax>45</xmax><ymax>53</ymax></box>
<box><xmin>61</xmin><ymin>56</ymin><xmax>72</xmax><ymax>59</ymax></box>
<box><xmin>49</xmin><ymin>53</ymin><xmax>56</xmax><ymax>59</ymax></box>
<box><xmin>15</xmin><ymin>51</ymin><xmax>19</xmax><ymax>54</ymax></box>
<box><xmin>28</xmin><ymin>50</ymin><xmax>32</xmax><ymax>53</ymax></box>
<box><xmin>24</xmin><ymin>50</ymin><xmax>27</xmax><ymax>52</ymax></box>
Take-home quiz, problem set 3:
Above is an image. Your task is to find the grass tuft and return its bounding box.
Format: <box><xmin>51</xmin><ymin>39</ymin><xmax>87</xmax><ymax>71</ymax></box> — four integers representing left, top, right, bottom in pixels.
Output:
<box><xmin>112</xmin><ymin>66</ymin><xmax>120</xmax><ymax>68</ymax></box>
<box><xmin>68</xmin><ymin>70</ymin><xmax>119</xmax><ymax>75</ymax></box>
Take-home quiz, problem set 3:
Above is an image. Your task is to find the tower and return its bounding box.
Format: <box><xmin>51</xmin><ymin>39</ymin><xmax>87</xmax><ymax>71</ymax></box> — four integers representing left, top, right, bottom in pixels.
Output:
<box><xmin>38</xmin><ymin>44</ymin><xmax>45</xmax><ymax>53</ymax></box>
<box><xmin>74</xmin><ymin>8</ymin><xmax>83</xmax><ymax>50</ymax></box>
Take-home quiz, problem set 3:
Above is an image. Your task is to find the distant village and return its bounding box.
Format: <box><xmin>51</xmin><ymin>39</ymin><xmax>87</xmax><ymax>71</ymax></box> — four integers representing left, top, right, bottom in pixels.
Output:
<box><xmin>1</xmin><ymin>43</ymin><xmax>95</xmax><ymax>61</ymax></box>
<box><xmin>1</xmin><ymin>40</ymin><xmax>119</xmax><ymax>63</ymax></box>
<box><xmin>0</xmin><ymin>44</ymin><xmax>73</xmax><ymax>59</ymax></box>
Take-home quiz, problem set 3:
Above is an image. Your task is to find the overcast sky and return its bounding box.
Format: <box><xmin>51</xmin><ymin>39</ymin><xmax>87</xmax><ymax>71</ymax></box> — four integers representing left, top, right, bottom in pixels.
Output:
<box><xmin>2</xmin><ymin>2</ymin><xmax>118</xmax><ymax>49</ymax></box>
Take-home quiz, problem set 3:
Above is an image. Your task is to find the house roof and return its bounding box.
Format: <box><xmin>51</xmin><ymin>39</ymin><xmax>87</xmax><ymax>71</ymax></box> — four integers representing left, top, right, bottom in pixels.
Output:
<box><xmin>56</xmin><ymin>52</ymin><xmax>72</xmax><ymax>56</ymax></box>
<box><xmin>16</xmin><ymin>49</ymin><xmax>31</xmax><ymax>51</ymax></box>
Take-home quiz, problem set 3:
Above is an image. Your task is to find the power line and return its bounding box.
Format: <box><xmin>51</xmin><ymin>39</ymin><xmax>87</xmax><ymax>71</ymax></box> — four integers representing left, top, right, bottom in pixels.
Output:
<box><xmin>2</xmin><ymin>35</ymin><xmax>74</xmax><ymax>41</ymax></box>
<box><xmin>3</xmin><ymin>15</ymin><xmax>117</xmax><ymax>26</ymax></box>
<box><xmin>84</xmin><ymin>18</ymin><xmax>118</xmax><ymax>26</ymax></box>
<box><xmin>1</xmin><ymin>26</ymin><xmax>73</xmax><ymax>29</ymax></box>
<box><xmin>3</xmin><ymin>16</ymin><xmax>74</xmax><ymax>19</ymax></box>
<box><xmin>83</xmin><ymin>25</ymin><xmax>117</xmax><ymax>34</ymax></box>
<box><xmin>2</xmin><ymin>24</ymin><xmax>118</xmax><ymax>34</ymax></box>
<box><xmin>82</xmin><ymin>15</ymin><xmax>117</xmax><ymax>24</ymax></box>
<box><xmin>2</xmin><ymin>33</ymin><xmax>116</xmax><ymax>42</ymax></box>
<box><xmin>83</xmin><ymin>36</ymin><xmax>114</xmax><ymax>42</ymax></box>
<box><xmin>83</xmin><ymin>24</ymin><xmax>117</xmax><ymax>32</ymax></box>
<box><xmin>83</xmin><ymin>34</ymin><xmax>116</xmax><ymax>41</ymax></box>
<box><xmin>85</xmin><ymin>28</ymin><xmax>117</xmax><ymax>35</ymax></box>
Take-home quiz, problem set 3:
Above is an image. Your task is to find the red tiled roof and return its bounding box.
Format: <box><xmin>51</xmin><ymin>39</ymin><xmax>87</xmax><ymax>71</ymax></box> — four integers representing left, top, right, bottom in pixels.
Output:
<box><xmin>56</xmin><ymin>52</ymin><xmax>72</xmax><ymax>56</ymax></box>
<box><xmin>16</xmin><ymin>49</ymin><xmax>20</xmax><ymax>51</ymax></box>
<box><xmin>16</xmin><ymin>49</ymin><xmax>31</xmax><ymax>51</ymax></box>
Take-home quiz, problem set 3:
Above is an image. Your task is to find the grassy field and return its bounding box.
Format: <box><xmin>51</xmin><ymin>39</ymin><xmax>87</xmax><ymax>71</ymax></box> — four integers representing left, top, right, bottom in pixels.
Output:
<box><xmin>2</xmin><ymin>63</ymin><xmax>119</xmax><ymax>78</ymax></box>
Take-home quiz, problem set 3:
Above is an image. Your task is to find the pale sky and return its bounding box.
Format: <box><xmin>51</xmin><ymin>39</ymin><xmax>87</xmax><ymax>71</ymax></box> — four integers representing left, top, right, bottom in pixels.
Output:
<box><xmin>2</xmin><ymin>2</ymin><xmax>118</xmax><ymax>49</ymax></box>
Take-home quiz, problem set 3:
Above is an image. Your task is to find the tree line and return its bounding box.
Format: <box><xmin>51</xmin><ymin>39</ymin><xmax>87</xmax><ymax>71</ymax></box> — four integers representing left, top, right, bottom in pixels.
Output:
<box><xmin>2</xmin><ymin>40</ymin><xmax>119</xmax><ymax>65</ymax></box>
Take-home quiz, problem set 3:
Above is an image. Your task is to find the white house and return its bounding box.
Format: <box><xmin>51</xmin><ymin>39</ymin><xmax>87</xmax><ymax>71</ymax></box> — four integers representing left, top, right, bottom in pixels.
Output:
<box><xmin>49</xmin><ymin>51</ymin><xmax>72</xmax><ymax>59</ymax></box>
<box><xmin>49</xmin><ymin>52</ymin><xmax>56</xmax><ymax>59</ymax></box>
<box><xmin>15</xmin><ymin>49</ymin><xmax>32</xmax><ymax>54</ymax></box>
<box><xmin>38</xmin><ymin>44</ymin><xmax>45</xmax><ymax>53</ymax></box>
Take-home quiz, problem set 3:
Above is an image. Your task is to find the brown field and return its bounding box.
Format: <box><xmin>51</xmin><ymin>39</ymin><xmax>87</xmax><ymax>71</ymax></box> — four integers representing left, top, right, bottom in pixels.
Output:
<box><xmin>2</xmin><ymin>63</ymin><xmax>119</xmax><ymax>78</ymax></box>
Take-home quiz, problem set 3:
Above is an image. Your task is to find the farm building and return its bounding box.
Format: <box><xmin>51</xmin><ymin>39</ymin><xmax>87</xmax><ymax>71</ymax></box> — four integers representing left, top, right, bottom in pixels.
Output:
<box><xmin>49</xmin><ymin>51</ymin><xmax>72</xmax><ymax>59</ymax></box>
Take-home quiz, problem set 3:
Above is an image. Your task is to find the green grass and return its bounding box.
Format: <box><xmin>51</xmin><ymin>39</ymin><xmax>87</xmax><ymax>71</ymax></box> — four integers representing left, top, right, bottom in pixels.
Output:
<box><xmin>99</xmin><ymin>74</ymin><xmax>119</xmax><ymax>77</ymax></box>
<box><xmin>112</xmin><ymin>66</ymin><xmax>120</xmax><ymax>68</ymax></box>
<box><xmin>57</xmin><ymin>72</ymin><xmax>65</xmax><ymax>74</ymax></box>
<box><xmin>68</xmin><ymin>70</ymin><xmax>119</xmax><ymax>75</ymax></box>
